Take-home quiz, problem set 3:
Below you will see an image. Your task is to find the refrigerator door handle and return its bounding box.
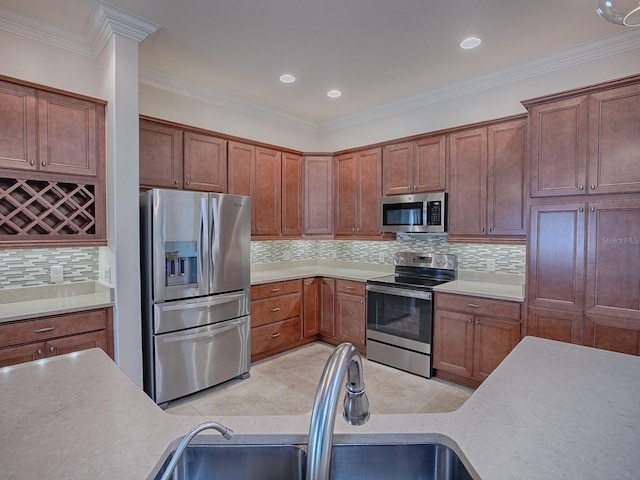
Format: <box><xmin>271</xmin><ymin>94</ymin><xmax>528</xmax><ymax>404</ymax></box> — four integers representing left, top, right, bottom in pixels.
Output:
<box><xmin>159</xmin><ymin>291</ymin><xmax>248</xmax><ymax>312</ymax></box>
<box><xmin>161</xmin><ymin>317</ymin><xmax>247</xmax><ymax>343</ymax></box>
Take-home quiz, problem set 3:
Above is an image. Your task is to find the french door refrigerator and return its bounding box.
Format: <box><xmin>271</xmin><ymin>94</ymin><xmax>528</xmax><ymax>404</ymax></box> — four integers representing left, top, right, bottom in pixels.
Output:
<box><xmin>140</xmin><ymin>188</ymin><xmax>251</xmax><ymax>405</ymax></box>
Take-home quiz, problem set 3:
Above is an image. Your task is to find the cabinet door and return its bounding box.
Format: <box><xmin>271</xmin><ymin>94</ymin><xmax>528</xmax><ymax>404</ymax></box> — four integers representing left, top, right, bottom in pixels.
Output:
<box><xmin>414</xmin><ymin>135</ymin><xmax>446</xmax><ymax>192</ymax></box>
<box><xmin>588</xmin><ymin>83</ymin><xmax>640</xmax><ymax>195</ymax></box>
<box><xmin>320</xmin><ymin>278</ymin><xmax>335</xmax><ymax>337</ymax></box>
<box><xmin>47</xmin><ymin>330</ymin><xmax>109</xmax><ymax>357</ymax></box>
<box><xmin>282</xmin><ymin>152</ymin><xmax>302</xmax><ymax>236</ymax></box>
<box><xmin>0</xmin><ymin>342</ymin><xmax>45</xmax><ymax>368</ymax></box>
<box><xmin>303</xmin><ymin>155</ymin><xmax>333</xmax><ymax>236</ymax></box>
<box><xmin>474</xmin><ymin>316</ymin><xmax>520</xmax><ymax>381</ymax></box>
<box><xmin>0</xmin><ymin>80</ymin><xmax>37</xmax><ymax>171</ymax></box>
<box><xmin>336</xmin><ymin>292</ymin><xmax>365</xmax><ymax>346</ymax></box>
<box><xmin>529</xmin><ymin>96</ymin><xmax>589</xmax><ymax>197</ymax></box>
<box><xmin>183</xmin><ymin>132</ymin><xmax>227</xmax><ymax>192</ymax></box>
<box><xmin>356</xmin><ymin>148</ymin><xmax>382</xmax><ymax>236</ymax></box>
<box><xmin>528</xmin><ymin>203</ymin><xmax>586</xmax><ymax>312</ymax></box>
<box><xmin>334</xmin><ymin>153</ymin><xmax>358</xmax><ymax>236</ymax></box>
<box><xmin>527</xmin><ymin>306</ymin><xmax>583</xmax><ymax>345</ymax></box>
<box><xmin>433</xmin><ymin>309</ymin><xmax>474</xmax><ymax>378</ymax></box>
<box><xmin>487</xmin><ymin>119</ymin><xmax>526</xmax><ymax>236</ymax></box>
<box><xmin>382</xmin><ymin>142</ymin><xmax>413</xmax><ymax>195</ymax></box>
<box><xmin>37</xmin><ymin>90</ymin><xmax>100</xmax><ymax>177</ymax></box>
<box><xmin>585</xmin><ymin>200</ymin><xmax>640</xmax><ymax>320</ymax></box>
<box><xmin>252</xmin><ymin>147</ymin><xmax>282</xmax><ymax>236</ymax></box>
<box><xmin>227</xmin><ymin>141</ymin><xmax>253</xmax><ymax>196</ymax></box>
<box><xmin>139</xmin><ymin>119</ymin><xmax>183</xmax><ymax>188</ymax></box>
<box><xmin>303</xmin><ymin>278</ymin><xmax>320</xmax><ymax>337</ymax></box>
<box><xmin>585</xmin><ymin>315</ymin><xmax>640</xmax><ymax>356</ymax></box>
<box><xmin>448</xmin><ymin>127</ymin><xmax>487</xmax><ymax>236</ymax></box>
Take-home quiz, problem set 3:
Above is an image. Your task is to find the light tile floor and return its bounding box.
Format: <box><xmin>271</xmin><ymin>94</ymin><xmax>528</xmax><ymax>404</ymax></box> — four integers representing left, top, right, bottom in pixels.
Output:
<box><xmin>165</xmin><ymin>342</ymin><xmax>474</xmax><ymax>417</ymax></box>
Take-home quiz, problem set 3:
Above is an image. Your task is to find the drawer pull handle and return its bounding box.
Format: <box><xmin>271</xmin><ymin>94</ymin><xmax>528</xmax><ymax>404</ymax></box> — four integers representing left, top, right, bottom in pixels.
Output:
<box><xmin>271</xmin><ymin>332</ymin><xmax>280</xmax><ymax>338</ymax></box>
<box><xmin>270</xmin><ymin>307</ymin><xmax>281</xmax><ymax>312</ymax></box>
<box><xmin>346</xmin><ymin>286</ymin><xmax>355</xmax><ymax>290</ymax></box>
<box><xmin>271</xmin><ymin>288</ymin><xmax>281</xmax><ymax>292</ymax></box>
<box><xmin>467</xmin><ymin>304</ymin><xmax>480</xmax><ymax>308</ymax></box>
<box><xmin>34</xmin><ymin>326</ymin><xmax>56</xmax><ymax>333</ymax></box>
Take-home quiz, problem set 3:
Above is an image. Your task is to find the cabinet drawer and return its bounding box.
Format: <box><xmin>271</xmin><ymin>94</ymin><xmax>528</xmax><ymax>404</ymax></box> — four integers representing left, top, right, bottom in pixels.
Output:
<box><xmin>435</xmin><ymin>293</ymin><xmax>521</xmax><ymax>320</ymax></box>
<box><xmin>0</xmin><ymin>310</ymin><xmax>107</xmax><ymax>348</ymax></box>
<box><xmin>251</xmin><ymin>279</ymin><xmax>302</xmax><ymax>300</ymax></box>
<box><xmin>251</xmin><ymin>317</ymin><xmax>302</xmax><ymax>355</ymax></box>
<box><xmin>251</xmin><ymin>293</ymin><xmax>301</xmax><ymax>327</ymax></box>
<box><xmin>335</xmin><ymin>279</ymin><xmax>365</xmax><ymax>296</ymax></box>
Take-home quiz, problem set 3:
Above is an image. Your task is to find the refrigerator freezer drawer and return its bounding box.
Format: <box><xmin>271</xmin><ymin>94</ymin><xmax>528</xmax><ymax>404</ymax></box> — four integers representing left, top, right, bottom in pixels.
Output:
<box><xmin>153</xmin><ymin>290</ymin><xmax>249</xmax><ymax>334</ymax></box>
<box><xmin>153</xmin><ymin>315</ymin><xmax>250</xmax><ymax>404</ymax></box>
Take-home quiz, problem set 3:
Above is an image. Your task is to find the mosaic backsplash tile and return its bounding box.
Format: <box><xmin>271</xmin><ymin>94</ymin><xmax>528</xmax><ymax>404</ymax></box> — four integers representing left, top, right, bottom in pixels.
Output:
<box><xmin>0</xmin><ymin>247</ymin><xmax>99</xmax><ymax>289</ymax></box>
<box><xmin>0</xmin><ymin>235</ymin><xmax>525</xmax><ymax>289</ymax></box>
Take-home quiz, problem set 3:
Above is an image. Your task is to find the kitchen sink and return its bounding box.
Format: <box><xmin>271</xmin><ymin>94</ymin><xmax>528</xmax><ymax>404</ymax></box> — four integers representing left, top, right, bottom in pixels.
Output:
<box><xmin>153</xmin><ymin>444</ymin><xmax>306</xmax><ymax>480</ymax></box>
<box><xmin>154</xmin><ymin>442</ymin><xmax>473</xmax><ymax>480</ymax></box>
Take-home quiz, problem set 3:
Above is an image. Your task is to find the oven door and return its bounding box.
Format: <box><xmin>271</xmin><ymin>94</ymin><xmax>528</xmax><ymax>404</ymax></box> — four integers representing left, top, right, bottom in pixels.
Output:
<box><xmin>366</xmin><ymin>284</ymin><xmax>433</xmax><ymax>353</ymax></box>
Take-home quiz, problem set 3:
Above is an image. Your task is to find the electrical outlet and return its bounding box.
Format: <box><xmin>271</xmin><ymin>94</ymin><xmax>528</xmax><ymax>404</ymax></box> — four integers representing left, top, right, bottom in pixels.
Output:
<box><xmin>378</xmin><ymin>253</ymin><xmax>385</xmax><ymax>263</ymax></box>
<box><xmin>330</xmin><ymin>249</ymin><xmax>337</xmax><ymax>259</ymax></box>
<box><xmin>282</xmin><ymin>249</ymin><xmax>291</xmax><ymax>261</ymax></box>
<box><xmin>104</xmin><ymin>267</ymin><xmax>112</xmax><ymax>284</ymax></box>
<box><xmin>50</xmin><ymin>265</ymin><xmax>63</xmax><ymax>283</ymax></box>
<box><xmin>486</xmin><ymin>259</ymin><xmax>496</xmax><ymax>272</ymax></box>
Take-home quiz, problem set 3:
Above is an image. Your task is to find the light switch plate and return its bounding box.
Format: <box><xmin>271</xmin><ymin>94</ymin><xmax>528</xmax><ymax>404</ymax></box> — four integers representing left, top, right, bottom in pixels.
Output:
<box><xmin>486</xmin><ymin>259</ymin><xmax>496</xmax><ymax>272</ymax></box>
<box><xmin>50</xmin><ymin>265</ymin><xmax>63</xmax><ymax>283</ymax></box>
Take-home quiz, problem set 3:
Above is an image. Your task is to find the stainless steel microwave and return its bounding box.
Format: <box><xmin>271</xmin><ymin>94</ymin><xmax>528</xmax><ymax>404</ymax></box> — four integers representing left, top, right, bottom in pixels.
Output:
<box><xmin>381</xmin><ymin>192</ymin><xmax>447</xmax><ymax>233</ymax></box>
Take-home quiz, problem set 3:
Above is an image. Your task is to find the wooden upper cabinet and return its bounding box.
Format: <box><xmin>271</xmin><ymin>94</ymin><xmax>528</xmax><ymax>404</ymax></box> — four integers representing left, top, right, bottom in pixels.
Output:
<box><xmin>281</xmin><ymin>152</ymin><xmax>302</xmax><ymax>237</ymax></box>
<box><xmin>588</xmin><ymin>83</ymin><xmax>640</xmax><ymax>195</ymax></box>
<box><xmin>183</xmin><ymin>132</ymin><xmax>227</xmax><ymax>192</ymax></box>
<box><xmin>334</xmin><ymin>148</ymin><xmax>382</xmax><ymax>237</ymax></box>
<box><xmin>139</xmin><ymin>119</ymin><xmax>183</xmax><ymax>188</ymax></box>
<box><xmin>528</xmin><ymin>96</ymin><xmax>588</xmax><ymax>197</ymax></box>
<box><xmin>0</xmin><ymin>80</ymin><xmax>37</xmax><ymax>171</ymax></box>
<box><xmin>382</xmin><ymin>135</ymin><xmax>446</xmax><ymax>195</ymax></box>
<box><xmin>227</xmin><ymin>141</ymin><xmax>253</xmax><ymax>196</ymax></box>
<box><xmin>0</xmin><ymin>81</ymin><xmax>102</xmax><ymax>178</ymax></box>
<box><xmin>526</xmin><ymin>76</ymin><xmax>640</xmax><ymax>197</ymax></box>
<box><xmin>303</xmin><ymin>155</ymin><xmax>333</xmax><ymax>236</ymax></box>
<box><xmin>528</xmin><ymin>203</ymin><xmax>586</xmax><ymax>313</ymax></box>
<box><xmin>252</xmin><ymin>146</ymin><xmax>282</xmax><ymax>236</ymax></box>
<box><xmin>448</xmin><ymin>117</ymin><xmax>526</xmax><ymax>239</ymax></box>
<box><xmin>585</xmin><ymin>199</ymin><xmax>640</xmax><ymax>320</ymax></box>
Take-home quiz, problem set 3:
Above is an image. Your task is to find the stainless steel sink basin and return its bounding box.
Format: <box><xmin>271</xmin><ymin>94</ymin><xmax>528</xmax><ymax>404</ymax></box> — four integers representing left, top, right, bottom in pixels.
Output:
<box><xmin>154</xmin><ymin>442</ymin><xmax>473</xmax><ymax>480</ymax></box>
<box><xmin>154</xmin><ymin>444</ymin><xmax>306</xmax><ymax>480</ymax></box>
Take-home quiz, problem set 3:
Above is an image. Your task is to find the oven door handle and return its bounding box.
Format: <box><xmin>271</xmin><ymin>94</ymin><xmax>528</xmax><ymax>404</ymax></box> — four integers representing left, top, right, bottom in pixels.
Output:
<box><xmin>366</xmin><ymin>284</ymin><xmax>432</xmax><ymax>301</ymax></box>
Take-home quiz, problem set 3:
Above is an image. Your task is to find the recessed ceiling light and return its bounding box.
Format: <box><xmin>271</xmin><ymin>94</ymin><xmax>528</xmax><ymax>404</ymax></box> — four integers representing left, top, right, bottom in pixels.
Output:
<box><xmin>460</xmin><ymin>37</ymin><xmax>481</xmax><ymax>50</ymax></box>
<box><xmin>280</xmin><ymin>74</ymin><xmax>296</xmax><ymax>84</ymax></box>
<box><xmin>327</xmin><ymin>89</ymin><xmax>342</xmax><ymax>98</ymax></box>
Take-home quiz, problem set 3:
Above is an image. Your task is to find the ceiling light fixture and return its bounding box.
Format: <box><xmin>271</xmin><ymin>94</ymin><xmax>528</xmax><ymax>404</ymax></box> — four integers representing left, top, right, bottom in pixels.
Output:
<box><xmin>596</xmin><ymin>0</ymin><xmax>640</xmax><ymax>26</ymax></box>
<box><xmin>279</xmin><ymin>74</ymin><xmax>296</xmax><ymax>84</ymax></box>
<box><xmin>460</xmin><ymin>37</ymin><xmax>481</xmax><ymax>49</ymax></box>
<box><xmin>327</xmin><ymin>89</ymin><xmax>342</xmax><ymax>98</ymax></box>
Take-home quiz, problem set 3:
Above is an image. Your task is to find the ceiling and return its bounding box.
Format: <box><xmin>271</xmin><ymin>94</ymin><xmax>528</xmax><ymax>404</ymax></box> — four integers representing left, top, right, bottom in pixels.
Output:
<box><xmin>0</xmin><ymin>0</ymin><xmax>632</xmax><ymax>127</ymax></box>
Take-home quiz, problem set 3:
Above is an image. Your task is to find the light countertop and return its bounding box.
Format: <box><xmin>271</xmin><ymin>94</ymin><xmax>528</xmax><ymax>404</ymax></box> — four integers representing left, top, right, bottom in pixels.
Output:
<box><xmin>251</xmin><ymin>260</ymin><xmax>393</xmax><ymax>284</ymax></box>
<box><xmin>0</xmin><ymin>281</ymin><xmax>115</xmax><ymax>323</ymax></box>
<box><xmin>433</xmin><ymin>280</ymin><xmax>525</xmax><ymax>302</ymax></box>
<box><xmin>1</xmin><ymin>337</ymin><xmax>638</xmax><ymax>479</ymax></box>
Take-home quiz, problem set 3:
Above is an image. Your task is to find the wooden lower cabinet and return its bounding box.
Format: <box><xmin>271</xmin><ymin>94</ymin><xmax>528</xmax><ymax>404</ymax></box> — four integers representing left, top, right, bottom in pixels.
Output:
<box><xmin>0</xmin><ymin>308</ymin><xmax>113</xmax><ymax>368</ymax></box>
<box><xmin>527</xmin><ymin>306</ymin><xmax>583</xmax><ymax>345</ymax></box>
<box><xmin>434</xmin><ymin>293</ymin><xmax>521</xmax><ymax>388</ymax></box>
<box><xmin>250</xmin><ymin>279</ymin><xmax>307</xmax><ymax>361</ymax></box>
<box><xmin>584</xmin><ymin>315</ymin><xmax>640</xmax><ymax>356</ymax></box>
<box><xmin>319</xmin><ymin>279</ymin><xmax>366</xmax><ymax>352</ymax></box>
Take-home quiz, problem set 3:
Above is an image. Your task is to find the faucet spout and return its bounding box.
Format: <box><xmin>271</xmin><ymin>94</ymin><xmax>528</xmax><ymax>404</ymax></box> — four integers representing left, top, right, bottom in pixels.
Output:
<box><xmin>307</xmin><ymin>343</ymin><xmax>370</xmax><ymax>480</ymax></box>
<box><xmin>159</xmin><ymin>421</ymin><xmax>233</xmax><ymax>480</ymax></box>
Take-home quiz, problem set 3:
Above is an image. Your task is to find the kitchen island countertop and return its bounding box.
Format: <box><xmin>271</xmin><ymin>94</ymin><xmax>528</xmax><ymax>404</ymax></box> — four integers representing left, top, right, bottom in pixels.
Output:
<box><xmin>0</xmin><ymin>336</ymin><xmax>638</xmax><ymax>479</ymax></box>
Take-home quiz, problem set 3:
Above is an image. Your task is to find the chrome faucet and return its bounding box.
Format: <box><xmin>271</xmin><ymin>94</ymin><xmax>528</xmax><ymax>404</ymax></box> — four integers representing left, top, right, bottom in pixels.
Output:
<box><xmin>307</xmin><ymin>343</ymin><xmax>370</xmax><ymax>480</ymax></box>
<box><xmin>158</xmin><ymin>421</ymin><xmax>233</xmax><ymax>480</ymax></box>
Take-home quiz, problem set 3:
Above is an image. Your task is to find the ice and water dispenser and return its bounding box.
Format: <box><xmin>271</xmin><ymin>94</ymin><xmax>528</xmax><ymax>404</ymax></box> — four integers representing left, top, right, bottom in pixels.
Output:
<box><xmin>164</xmin><ymin>241</ymin><xmax>198</xmax><ymax>287</ymax></box>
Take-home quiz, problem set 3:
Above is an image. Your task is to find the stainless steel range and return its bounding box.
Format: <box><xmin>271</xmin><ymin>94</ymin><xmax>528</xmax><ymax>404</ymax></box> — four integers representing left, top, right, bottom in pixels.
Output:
<box><xmin>366</xmin><ymin>251</ymin><xmax>457</xmax><ymax>378</ymax></box>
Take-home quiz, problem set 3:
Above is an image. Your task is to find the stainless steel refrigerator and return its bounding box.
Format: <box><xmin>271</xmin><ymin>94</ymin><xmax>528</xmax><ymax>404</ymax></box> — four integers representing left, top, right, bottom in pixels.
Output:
<box><xmin>140</xmin><ymin>188</ymin><xmax>251</xmax><ymax>405</ymax></box>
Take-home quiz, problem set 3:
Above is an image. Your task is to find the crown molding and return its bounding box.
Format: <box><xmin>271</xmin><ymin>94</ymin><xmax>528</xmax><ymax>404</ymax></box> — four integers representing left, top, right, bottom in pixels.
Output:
<box><xmin>0</xmin><ymin>1</ymin><xmax>159</xmax><ymax>58</ymax></box>
<box><xmin>139</xmin><ymin>66</ymin><xmax>319</xmax><ymax>134</ymax></box>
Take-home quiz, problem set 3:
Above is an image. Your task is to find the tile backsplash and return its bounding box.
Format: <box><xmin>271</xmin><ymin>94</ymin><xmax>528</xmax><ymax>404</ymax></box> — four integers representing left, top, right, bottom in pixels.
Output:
<box><xmin>0</xmin><ymin>235</ymin><xmax>525</xmax><ymax>289</ymax></box>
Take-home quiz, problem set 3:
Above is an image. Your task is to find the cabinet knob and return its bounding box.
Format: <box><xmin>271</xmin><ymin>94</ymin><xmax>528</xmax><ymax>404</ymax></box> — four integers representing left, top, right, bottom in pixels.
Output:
<box><xmin>186</xmin><ymin>181</ymin><xmax>191</xmax><ymax>185</ymax></box>
<box><xmin>37</xmin><ymin>348</ymin><xmax>43</xmax><ymax>356</ymax></box>
<box><xmin>30</xmin><ymin>159</ymin><xmax>35</xmax><ymax>165</ymax></box>
<box><xmin>50</xmin><ymin>346</ymin><xmax>56</xmax><ymax>353</ymax></box>
<box><xmin>475</xmin><ymin>320</ymin><xmax>479</xmax><ymax>325</ymax></box>
<box><xmin>579</xmin><ymin>185</ymin><xmax>584</xmax><ymax>190</ymax></box>
<box><xmin>174</xmin><ymin>180</ymin><xmax>178</xmax><ymax>184</ymax></box>
<box><xmin>579</xmin><ymin>207</ymin><xmax>584</xmax><ymax>212</ymax></box>
<box><xmin>590</xmin><ymin>184</ymin><xmax>595</xmax><ymax>190</ymax></box>
<box><xmin>488</xmin><ymin>227</ymin><xmax>493</xmax><ymax>232</ymax></box>
<box><xmin>467</xmin><ymin>319</ymin><xmax>472</xmax><ymax>324</ymax></box>
<box><xmin>41</xmin><ymin>161</ymin><xmax>46</xmax><ymax>167</ymax></box>
<box><xmin>591</xmin><ymin>206</ymin><xmax>595</xmax><ymax>212</ymax></box>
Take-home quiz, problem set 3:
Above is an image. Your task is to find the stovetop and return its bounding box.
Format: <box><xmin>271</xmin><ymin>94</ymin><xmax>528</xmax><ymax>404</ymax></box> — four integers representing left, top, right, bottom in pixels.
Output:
<box><xmin>367</xmin><ymin>251</ymin><xmax>457</xmax><ymax>291</ymax></box>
